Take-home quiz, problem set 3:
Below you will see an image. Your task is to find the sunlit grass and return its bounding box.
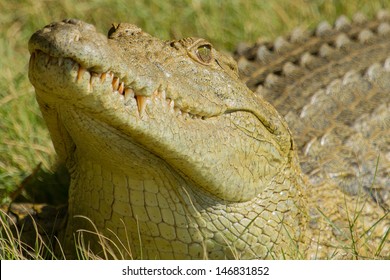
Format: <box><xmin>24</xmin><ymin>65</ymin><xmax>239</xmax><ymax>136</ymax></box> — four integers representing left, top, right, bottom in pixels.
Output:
<box><xmin>0</xmin><ymin>209</ymin><xmax>60</xmax><ymax>260</ymax></box>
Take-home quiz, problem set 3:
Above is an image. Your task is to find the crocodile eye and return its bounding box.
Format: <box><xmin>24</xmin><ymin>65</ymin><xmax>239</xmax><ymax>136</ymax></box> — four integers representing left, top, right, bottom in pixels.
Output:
<box><xmin>196</xmin><ymin>44</ymin><xmax>212</xmax><ymax>64</ymax></box>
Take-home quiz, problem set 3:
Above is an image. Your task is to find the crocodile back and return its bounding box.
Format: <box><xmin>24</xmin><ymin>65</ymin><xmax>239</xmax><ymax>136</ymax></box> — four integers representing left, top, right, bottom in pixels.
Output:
<box><xmin>236</xmin><ymin>12</ymin><xmax>390</xmax><ymax>258</ymax></box>
<box><xmin>236</xmin><ymin>12</ymin><xmax>389</xmax><ymax>208</ymax></box>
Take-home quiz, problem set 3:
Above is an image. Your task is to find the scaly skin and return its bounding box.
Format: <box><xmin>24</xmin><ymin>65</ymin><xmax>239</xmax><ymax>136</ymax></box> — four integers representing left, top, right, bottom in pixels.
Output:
<box><xmin>236</xmin><ymin>11</ymin><xmax>390</xmax><ymax>258</ymax></box>
<box><xmin>28</xmin><ymin>14</ymin><xmax>388</xmax><ymax>259</ymax></box>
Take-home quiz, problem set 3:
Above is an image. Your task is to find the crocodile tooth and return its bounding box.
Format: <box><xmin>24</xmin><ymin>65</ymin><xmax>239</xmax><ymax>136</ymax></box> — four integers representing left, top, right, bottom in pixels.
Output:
<box><xmin>58</xmin><ymin>57</ymin><xmax>64</xmax><ymax>66</ymax></box>
<box><xmin>118</xmin><ymin>82</ymin><xmax>124</xmax><ymax>94</ymax></box>
<box><xmin>158</xmin><ymin>90</ymin><xmax>167</xmax><ymax>107</ymax></box>
<box><xmin>100</xmin><ymin>72</ymin><xmax>107</xmax><ymax>83</ymax></box>
<box><xmin>152</xmin><ymin>89</ymin><xmax>159</xmax><ymax>100</ymax></box>
<box><xmin>136</xmin><ymin>95</ymin><xmax>149</xmax><ymax>116</ymax></box>
<box><xmin>168</xmin><ymin>99</ymin><xmax>175</xmax><ymax>113</ymax></box>
<box><xmin>88</xmin><ymin>75</ymin><xmax>93</xmax><ymax>92</ymax></box>
<box><xmin>174</xmin><ymin>107</ymin><xmax>182</xmax><ymax>116</ymax></box>
<box><xmin>112</xmin><ymin>76</ymin><xmax>120</xmax><ymax>90</ymax></box>
<box><xmin>160</xmin><ymin>89</ymin><xmax>166</xmax><ymax>100</ymax></box>
<box><xmin>44</xmin><ymin>54</ymin><xmax>50</xmax><ymax>66</ymax></box>
<box><xmin>124</xmin><ymin>88</ymin><xmax>135</xmax><ymax>104</ymax></box>
<box><xmin>77</xmin><ymin>66</ymin><xmax>86</xmax><ymax>82</ymax></box>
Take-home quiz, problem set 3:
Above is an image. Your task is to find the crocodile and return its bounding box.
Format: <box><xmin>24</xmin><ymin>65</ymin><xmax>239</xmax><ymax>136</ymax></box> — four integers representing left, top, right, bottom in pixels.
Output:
<box><xmin>27</xmin><ymin>13</ymin><xmax>389</xmax><ymax>259</ymax></box>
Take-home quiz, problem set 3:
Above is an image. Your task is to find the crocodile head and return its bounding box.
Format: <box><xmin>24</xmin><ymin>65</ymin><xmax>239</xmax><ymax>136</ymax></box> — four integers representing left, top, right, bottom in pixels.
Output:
<box><xmin>29</xmin><ymin>19</ymin><xmax>294</xmax><ymax>202</ymax></box>
<box><xmin>28</xmin><ymin>19</ymin><xmax>303</xmax><ymax>259</ymax></box>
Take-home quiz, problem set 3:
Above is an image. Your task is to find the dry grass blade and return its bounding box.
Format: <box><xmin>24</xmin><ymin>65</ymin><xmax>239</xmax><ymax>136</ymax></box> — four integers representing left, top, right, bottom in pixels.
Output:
<box><xmin>0</xmin><ymin>209</ymin><xmax>62</xmax><ymax>259</ymax></box>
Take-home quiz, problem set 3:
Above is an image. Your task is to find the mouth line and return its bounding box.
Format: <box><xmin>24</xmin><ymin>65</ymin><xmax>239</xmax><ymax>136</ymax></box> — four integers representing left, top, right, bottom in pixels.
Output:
<box><xmin>31</xmin><ymin>50</ymin><xmax>213</xmax><ymax>120</ymax></box>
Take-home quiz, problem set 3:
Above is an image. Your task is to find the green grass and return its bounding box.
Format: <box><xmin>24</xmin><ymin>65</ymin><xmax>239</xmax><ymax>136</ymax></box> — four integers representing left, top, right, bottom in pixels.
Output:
<box><xmin>0</xmin><ymin>0</ymin><xmax>389</xmax><ymax>259</ymax></box>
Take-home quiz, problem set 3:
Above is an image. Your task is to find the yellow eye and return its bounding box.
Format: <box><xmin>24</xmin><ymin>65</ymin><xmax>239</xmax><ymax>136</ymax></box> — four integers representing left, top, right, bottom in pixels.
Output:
<box><xmin>196</xmin><ymin>45</ymin><xmax>212</xmax><ymax>64</ymax></box>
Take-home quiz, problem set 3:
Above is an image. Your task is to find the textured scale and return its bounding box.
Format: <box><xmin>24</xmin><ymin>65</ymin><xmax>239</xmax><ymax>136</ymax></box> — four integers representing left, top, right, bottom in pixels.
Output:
<box><xmin>235</xmin><ymin>12</ymin><xmax>390</xmax><ymax>258</ymax></box>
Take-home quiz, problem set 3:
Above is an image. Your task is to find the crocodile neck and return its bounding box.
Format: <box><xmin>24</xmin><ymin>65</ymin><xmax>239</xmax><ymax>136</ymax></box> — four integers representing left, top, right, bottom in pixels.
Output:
<box><xmin>66</xmin><ymin>143</ymin><xmax>306</xmax><ymax>260</ymax></box>
<box><xmin>67</xmin><ymin>159</ymin><xmax>194</xmax><ymax>259</ymax></box>
<box><xmin>52</xmin><ymin>99</ymin><xmax>306</xmax><ymax>259</ymax></box>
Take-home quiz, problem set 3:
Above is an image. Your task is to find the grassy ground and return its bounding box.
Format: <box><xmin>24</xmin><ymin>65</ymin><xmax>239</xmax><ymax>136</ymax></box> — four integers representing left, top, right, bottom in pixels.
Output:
<box><xmin>0</xmin><ymin>0</ymin><xmax>389</xmax><ymax>259</ymax></box>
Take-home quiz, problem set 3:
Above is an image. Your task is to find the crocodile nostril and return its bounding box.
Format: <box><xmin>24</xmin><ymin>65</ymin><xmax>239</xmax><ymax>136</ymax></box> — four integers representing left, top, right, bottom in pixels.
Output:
<box><xmin>42</xmin><ymin>27</ymin><xmax>51</xmax><ymax>34</ymax></box>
